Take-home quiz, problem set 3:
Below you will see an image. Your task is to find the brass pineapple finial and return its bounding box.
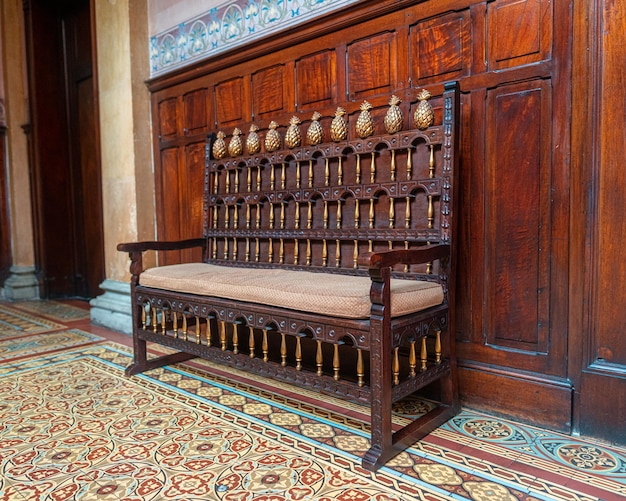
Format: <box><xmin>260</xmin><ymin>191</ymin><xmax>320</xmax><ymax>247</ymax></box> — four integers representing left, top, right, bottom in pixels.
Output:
<box><xmin>414</xmin><ymin>89</ymin><xmax>434</xmax><ymax>130</ymax></box>
<box><xmin>212</xmin><ymin>131</ymin><xmax>227</xmax><ymax>159</ymax></box>
<box><xmin>265</xmin><ymin>120</ymin><xmax>281</xmax><ymax>152</ymax></box>
<box><xmin>384</xmin><ymin>95</ymin><xmax>403</xmax><ymax>134</ymax></box>
<box><xmin>285</xmin><ymin>116</ymin><xmax>302</xmax><ymax>149</ymax></box>
<box><xmin>330</xmin><ymin>107</ymin><xmax>348</xmax><ymax>142</ymax></box>
<box><xmin>246</xmin><ymin>124</ymin><xmax>261</xmax><ymax>155</ymax></box>
<box><xmin>228</xmin><ymin>127</ymin><xmax>243</xmax><ymax>157</ymax></box>
<box><xmin>356</xmin><ymin>100</ymin><xmax>374</xmax><ymax>138</ymax></box>
<box><xmin>306</xmin><ymin>111</ymin><xmax>324</xmax><ymax>146</ymax></box>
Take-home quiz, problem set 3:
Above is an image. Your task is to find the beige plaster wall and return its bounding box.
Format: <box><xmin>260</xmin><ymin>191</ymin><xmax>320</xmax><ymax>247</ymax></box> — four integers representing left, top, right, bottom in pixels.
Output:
<box><xmin>1</xmin><ymin>0</ymin><xmax>35</xmax><ymax>268</ymax></box>
<box><xmin>149</xmin><ymin>0</ymin><xmax>221</xmax><ymax>35</ymax></box>
<box><xmin>94</xmin><ymin>0</ymin><xmax>154</xmax><ymax>282</ymax></box>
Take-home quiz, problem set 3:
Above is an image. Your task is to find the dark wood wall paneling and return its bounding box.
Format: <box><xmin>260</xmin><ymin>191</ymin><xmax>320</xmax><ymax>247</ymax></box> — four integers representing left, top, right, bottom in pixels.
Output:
<box><xmin>147</xmin><ymin>0</ymin><xmax>624</xmax><ymax>442</ymax></box>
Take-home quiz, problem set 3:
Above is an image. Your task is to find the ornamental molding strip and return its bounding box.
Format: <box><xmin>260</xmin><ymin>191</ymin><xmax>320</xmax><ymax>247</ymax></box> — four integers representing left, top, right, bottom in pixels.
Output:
<box><xmin>150</xmin><ymin>0</ymin><xmax>360</xmax><ymax>77</ymax></box>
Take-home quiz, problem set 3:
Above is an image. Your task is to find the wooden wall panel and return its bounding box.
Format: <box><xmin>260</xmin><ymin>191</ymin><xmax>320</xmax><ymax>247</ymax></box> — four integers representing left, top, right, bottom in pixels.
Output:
<box><xmin>183</xmin><ymin>89</ymin><xmax>208</xmax><ymax>136</ymax></box>
<box><xmin>411</xmin><ymin>11</ymin><xmax>471</xmax><ymax>83</ymax></box>
<box><xmin>486</xmin><ymin>81</ymin><xmax>550</xmax><ymax>352</ymax></box>
<box><xmin>296</xmin><ymin>51</ymin><xmax>336</xmax><ymax>111</ymax></box>
<box><xmin>488</xmin><ymin>0</ymin><xmax>552</xmax><ymax>69</ymax></box>
<box><xmin>346</xmin><ymin>32</ymin><xmax>396</xmax><ymax>99</ymax></box>
<box><xmin>252</xmin><ymin>65</ymin><xmax>287</xmax><ymax>118</ymax></box>
<box><xmin>158</xmin><ymin>97</ymin><xmax>179</xmax><ymax>140</ymax></box>
<box><xmin>216</xmin><ymin>77</ymin><xmax>245</xmax><ymax>126</ymax></box>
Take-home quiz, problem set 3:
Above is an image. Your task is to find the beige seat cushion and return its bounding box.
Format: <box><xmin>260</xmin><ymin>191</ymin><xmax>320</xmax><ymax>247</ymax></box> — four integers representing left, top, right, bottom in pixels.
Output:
<box><xmin>139</xmin><ymin>263</ymin><xmax>443</xmax><ymax>320</ymax></box>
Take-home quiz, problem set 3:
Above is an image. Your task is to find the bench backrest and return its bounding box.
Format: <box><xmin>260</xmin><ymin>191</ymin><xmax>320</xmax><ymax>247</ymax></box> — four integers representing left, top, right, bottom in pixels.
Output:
<box><xmin>204</xmin><ymin>82</ymin><xmax>459</xmax><ymax>284</ymax></box>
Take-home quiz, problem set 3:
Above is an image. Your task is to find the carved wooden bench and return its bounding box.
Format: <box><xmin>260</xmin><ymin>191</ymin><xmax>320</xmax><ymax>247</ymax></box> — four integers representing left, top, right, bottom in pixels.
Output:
<box><xmin>118</xmin><ymin>81</ymin><xmax>460</xmax><ymax>471</ymax></box>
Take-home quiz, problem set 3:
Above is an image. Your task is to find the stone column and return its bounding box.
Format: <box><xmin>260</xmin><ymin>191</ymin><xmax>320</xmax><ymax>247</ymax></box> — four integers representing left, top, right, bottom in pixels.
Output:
<box><xmin>0</xmin><ymin>0</ymin><xmax>39</xmax><ymax>300</ymax></box>
<box><xmin>89</xmin><ymin>0</ymin><xmax>154</xmax><ymax>333</ymax></box>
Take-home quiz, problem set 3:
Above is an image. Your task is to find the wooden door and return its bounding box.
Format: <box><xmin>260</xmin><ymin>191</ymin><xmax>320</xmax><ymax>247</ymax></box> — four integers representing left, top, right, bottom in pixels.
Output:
<box><xmin>24</xmin><ymin>0</ymin><xmax>104</xmax><ymax>298</ymax></box>
<box><xmin>0</xmin><ymin>127</ymin><xmax>10</xmax><ymax>285</ymax></box>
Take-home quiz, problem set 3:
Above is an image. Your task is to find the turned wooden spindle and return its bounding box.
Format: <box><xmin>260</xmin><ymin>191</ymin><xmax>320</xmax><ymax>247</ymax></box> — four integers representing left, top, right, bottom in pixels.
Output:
<box><xmin>294</xmin><ymin>202</ymin><xmax>300</xmax><ymax>229</ymax></box>
<box><xmin>212</xmin><ymin>237</ymin><xmax>217</xmax><ymax>259</ymax></box>
<box><xmin>427</xmin><ymin>195</ymin><xmax>434</xmax><ymax>229</ymax></box>
<box><xmin>234</xmin><ymin>168</ymin><xmax>240</xmax><ymax>192</ymax></box>
<box><xmin>280</xmin><ymin>333</ymin><xmax>287</xmax><ymax>366</ymax></box>
<box><xmin>335</xmin><ymin>239</ymin><xmax>341</xmax><ymax>268</ymax></box>
<box><xmin>406</xmin><ymin>146</ymin><xmax>413</xmax><ymax>180</ymax></box>
<box><xmin>279</xmin><ymin>238</ymin><xmax>284</xmax><ymax>264</ymax></box>
<box><xmin>355</xmin><ymin>199</ymin><xmax>360</xmax><ymax>228</ymax></box>
<box><xmin>233</xmin><ymin>205</ymin><xmax>239</xmax><ymax>228</ymax></box>
<box><xmin>322</xmin><ymin>239</ymin><xmax>328</xmax><ymax>266</ymax></box>
<box><xmin>255</xmin><ymin>238</ymin><xmax>260</xmax><ymax>262</ymax></box>
<box><xmin>296</xmin><ymin>336</ymin><xmax>303</xmax><ymax>370</ymax></box>
<box><xmin>173</xmin><ymin>311</ymin><xmax>178</xmax><ymax>338</ymax></box>
<box><xmin>224</xmin><ymin>205</ymin><xmax>230</xmax><ymax>228</ymax></box>
<box><xmin>182</xmin><ymin>314</ymin><xmax>188</xmax><ymax>341</ymax></box>
<box><xmin>294</xmin><ymin>239</ymin><xmax>299</xmax><ymax>265</ymax></box>
<box><xmin>262</xmin><ymin>330</ymin><xmax>269</xmax><ymax>362</ymax></box>
<box><xmin>390</xmin><ymin>149</ymin><xmax>396</xmax><ymax>181</ymax></box>
<box><xmin>223</xmin><ymin>237</ymin><xmax>228</xmax><ymax>260</ymax></box>
<box><xmin>353</xmin><ymin>240</ymin><xmax>359</xmax><ymax>269</ymax></box>
<box><xmin>281</xmin><ymin>163</ymin><xmax>286</xmax><ymax>189</ymax></box>
<box><xmin>152</xmin><ymin>306</ymin><xmax>157</xmax><ymax>333</ymax></box>
<box><xmin>325</xmin><ymin>158</ymin><xmax>330</xmax><ymax>186</ymax></box>
<box><xmin>256</xmin><ymin>204</ymin><xmax>261</xmax><ymax>229</ymax></box>
<box><xmin>280</xmin><ymin>202</ymin><xmax>285</xmax><ymax>229</ymax></box>
<box><xmin>306</xmin><ymin>239</ymin><xmax>312</xmax><ymax>266</ymax></box>
<box><xmin>268</xmin><ymin>237</ymin><xmax>273</xmax><ymax>263</ymax></box>
<box><xmin>357</xmin><ymin>349</ymin><xmax>365</xmax><ymax>387</ymax></box>
<box><xmin>232</xmin><ymin>237</ymin><xmax>237</xmax><ymax>260</ymax></box>
<box><xmin>429</xmin><ymin>144</ymin><xmax>435</xmax><ymax>178</ymax></box>
<box><xmin>308</xmin><ymin>160</ymin><xmax>314</xmax><ymax>188</ymax></box>
<box><xmin>296</xmin><ymin>161</ymin><xmax>301</xmax><ymax>188</ymax></box>
<box><xmin>421</xmin><ymin>336</ymin><xmax>428</xmax><ymax>372</ymax></box>
<box><xmin>247</xmin><ymin>167</ymin><xmax>252</xmax><ymax>191</ymax></box>
<box><xmin>307</xmin><ymin>201</ymin><xmax>313</xmax><ymax>229</ymax></box>
<box><xmin>219</xmin><ymin>320</ymin><xmax>227</xmax><ymax>350</ymax></box>
<box><xmin>245</xmin><ymin>237</ymin><xmax>250</xmax><ymax>262</ymax></box>
<box><xmin>333</xmin><ymin>344</ymin><xmax>341</xmax><ymax>381</ymax></box>
<box><xmin>270</xmin><ymin>165</ymin><xmax>275</xmax><ymax>190</ymax></box>
<box><xmin>338</xmin><ymin>156</ymin><xmax>343</xmax><ymax>185</ymax></box>
<box><xmin>161</xmin><ymin>309</ymin><xmax>166</xmax><ymax>334</ymax></box>
<box><xmin>435</xmin><ymin>330</ymin><xmax>442</xmax><ymax>364</ymax></box>
<box><xmin>336</xmin><ymin>200</ymin><xmax>342</xmax><ymax>229</ymax></box>
<box><xmin>389</xmin><ymin>197</ymin><xmax>395</xmax><ymax>228</ymax></box>
<box><xmin>225</xmin><ymin>170</ymin><xmax>230</xmax><ymax>193</ymax></box>
<box><xmin>269</xmin><ymin>203</ymin><xmax>275</xmax><ymax>229</ymax></box>
<box><xmin>141</xmin><ymin>305</ymin><xmax>146</xmax><ymax>329</ymax></box>
<box><xmin>213</xmin><ymin>206</ymin><xmax>218</xmax><ymax>229</ymax></box>
<box><xmin>405</xmin><ymin>196</ymin><xmax>411</xmax><ymax>229</ymax></box>
<box><xmin>323</xmin><ymin>201</ymin><xmax>329</xmax><ymax>229</ymax></box>
<box><xmin>369</xmin><ymin>198</ymin><xmax>375</xmax><ymax>228</ymax></box>
<box><xmin>409</xmin><ymin>340</ymin><xmax>417</xmax><ymax>377</ymax></box>
<box><xmin>248</xmin><ymin>326</ymin><xmax>255</xmax><ymax>358</ymax></box>
<box><xmin>257</xmin><ymin>166</ymin><xmax>262</xmax><ymax>190</ymax></box>
<box><xmin>232</xmin><ymin>323</ymin><xmax>239</xmax><ymax>354</ymax></box>
<box><xmin>393</xmin><ymin>347</ymin><xmax>400</xmax><ymax>385</ymax></box>
<box><xmin>246</xmin><ymin>204</ymin><xmax>251</xmax><ymax>229</ymax></box>
<box><xmin>316</xmin><ymin>340</ymin><xmax>323</xmax><ymax>376</ymax></box>
<box><xmin>370</xmin><ymin>152</ymin><xmax>376</xmax><ymax>183</ymax></box>
<box><xmin>356</xmin><ymin>154</ymin><xmax>361</xmax><ymax>184</ymax></box>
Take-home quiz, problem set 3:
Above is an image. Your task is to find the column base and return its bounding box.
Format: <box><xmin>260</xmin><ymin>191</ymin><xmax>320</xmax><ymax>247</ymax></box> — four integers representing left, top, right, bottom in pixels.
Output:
<box><xmin>89</xmin><ymin>279</ymin><xmax>132</xmax><ymax>334</ymax></box>
<box><xmin>2</xmin><ymin>265</ymin><xmax>40</xmax><ymax>300</ymax></box>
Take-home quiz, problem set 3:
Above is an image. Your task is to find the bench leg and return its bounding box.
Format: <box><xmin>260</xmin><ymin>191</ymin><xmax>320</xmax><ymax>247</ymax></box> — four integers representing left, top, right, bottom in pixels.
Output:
<box><xmin>125</xmin><ymin>329</ymin><xmax>196</xmax><ymax>376</ymax></box>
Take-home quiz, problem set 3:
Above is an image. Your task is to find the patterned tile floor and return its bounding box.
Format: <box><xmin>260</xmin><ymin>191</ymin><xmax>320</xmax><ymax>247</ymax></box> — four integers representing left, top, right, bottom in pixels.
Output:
<box><xmin>0</xmin><ymin>299</ymin><xmax>625</xmax><ymax>501</ymax></box>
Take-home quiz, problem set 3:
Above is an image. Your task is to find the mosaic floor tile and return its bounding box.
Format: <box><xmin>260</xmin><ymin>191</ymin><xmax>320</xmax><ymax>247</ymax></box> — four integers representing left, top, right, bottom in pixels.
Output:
<box><xmin>0</xmin><ymin>304</ymin><xmax>65</xmax><ymax>337</ymax></box>
<box><xmin>0</xmin><ymin>329</ymin><xmax>103</xmax><ymax>362</ymax></box>
<box><xmin>11</xmin><ymin>300</ymin><xmax>90</xmax><ymax>322</ymax></box>
<box><xmin>1</xmin><ymin>300</ymin><xmax>625</xmax><ymax>501</ymax></box>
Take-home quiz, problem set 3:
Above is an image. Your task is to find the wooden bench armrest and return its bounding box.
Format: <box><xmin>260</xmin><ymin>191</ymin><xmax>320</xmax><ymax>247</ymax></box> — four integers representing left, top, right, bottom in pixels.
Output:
<box><xmin>117</xmin><ymin>238</ymin><xmax>206</xmax><ymax>253</ymax></box>
<box><xmin>358</xmin><ymin>244</ymin><xmax>450</xmax><ymax>269</ymax></box>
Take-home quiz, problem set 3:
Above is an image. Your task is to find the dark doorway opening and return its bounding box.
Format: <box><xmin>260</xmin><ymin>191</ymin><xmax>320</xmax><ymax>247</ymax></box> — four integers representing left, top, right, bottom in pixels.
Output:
<box><xmin>23</xmin><ymin>0</ymin><xmax>104</xmax><ymax>299</ymax></box>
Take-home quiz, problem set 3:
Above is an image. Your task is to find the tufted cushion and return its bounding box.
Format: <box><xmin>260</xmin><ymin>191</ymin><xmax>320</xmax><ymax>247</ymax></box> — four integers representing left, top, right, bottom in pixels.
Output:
<box><xmin>139</xmin><ymin>263</ymin><xmax>443</xmax><ymax>320</ymax></box>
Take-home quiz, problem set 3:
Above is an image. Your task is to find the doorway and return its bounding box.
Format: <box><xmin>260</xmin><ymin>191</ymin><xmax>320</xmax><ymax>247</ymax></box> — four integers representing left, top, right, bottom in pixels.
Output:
<box><xmin>23</xmin><ymin>0</ymin><xmax>104</xmax><ymax>299</ymax></box>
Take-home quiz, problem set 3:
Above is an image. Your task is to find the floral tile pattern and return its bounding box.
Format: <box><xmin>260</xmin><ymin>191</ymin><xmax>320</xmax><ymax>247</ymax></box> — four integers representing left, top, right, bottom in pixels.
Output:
<box><xmin>150</xmin><ymin>0</ymin><xmax>360</xmax><ymax>76</ymax></box>
<box><xmin>1</xmin><ymin>299</ymin><xmax>625</xmax><ymax>501</ymax></box>
<box><xmin>0</xmin><ymin>304</ymin><xmax>65</xmax><ymax>337</ymax></box>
